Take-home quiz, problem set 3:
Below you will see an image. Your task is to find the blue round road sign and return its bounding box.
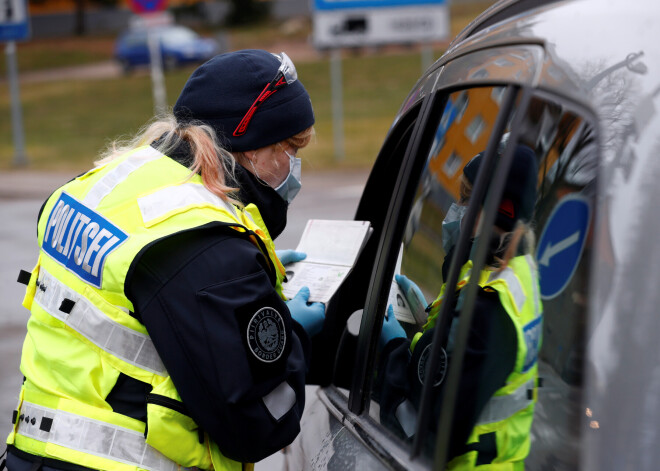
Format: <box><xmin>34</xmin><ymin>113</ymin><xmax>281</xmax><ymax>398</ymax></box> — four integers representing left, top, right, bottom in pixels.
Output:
<box><xmin>536</xmin><ymin>194</ymin><xmax>591</xmax><ymax>300</ymax></box>
<box><xmin>130</xmin><ymin>0</ymin><xmax>166</xmax><ymax>14</ymax></box>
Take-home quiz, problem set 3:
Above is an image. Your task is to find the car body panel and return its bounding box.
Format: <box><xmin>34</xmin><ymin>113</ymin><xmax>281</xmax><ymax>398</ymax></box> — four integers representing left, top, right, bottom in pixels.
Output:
<box><xmin>286</xmin><ymin>387</ymin><xmax>393</xmax><ymax>471</ymax></box>
<box><xmin>292</xmin><ymin>0</ymin><xmax>660</xmax><ymax>469</ymax></box>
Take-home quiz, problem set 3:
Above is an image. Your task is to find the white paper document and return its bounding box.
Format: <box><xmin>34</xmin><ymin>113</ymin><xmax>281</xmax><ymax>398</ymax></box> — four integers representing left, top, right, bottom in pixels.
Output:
<box><xmin>387</xmin><ymin>278</ymin><xmax>417</xmax><ymax>324</ymax></box>
<box><xmin>387</xmin><ymin>246</ymin><xmax>416</xmax><ymax>324</ymax></box>
<box><xmin>281</xmin><ymin>219</ymin><xmax>371</xmax><ymax>303</ymax></box>
<box><xmin>386</xmin><ymin>245</ymin><xmax>427</xmax><ymax>325</ymax></box>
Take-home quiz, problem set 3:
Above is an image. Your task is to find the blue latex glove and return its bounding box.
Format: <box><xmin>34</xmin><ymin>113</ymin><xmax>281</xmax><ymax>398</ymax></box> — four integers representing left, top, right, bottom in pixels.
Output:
<box><xmin>395</xmin><ymin>274</ymin><xmax>428</xmax><ymax>325</ymax></box>
<box><xmin>276</xmin><ymin>249</ymin><xmax>307</xmax><ymax>266</ymax></box>
<box><xmin>286</xmin><ymin>286</ymin><xmax>326</xmax><ymax>337</ymax></box>
<box><xmin>380</xmin><ymin>305</ymin><xmax>406</xmax><ymax>350</ymax></box>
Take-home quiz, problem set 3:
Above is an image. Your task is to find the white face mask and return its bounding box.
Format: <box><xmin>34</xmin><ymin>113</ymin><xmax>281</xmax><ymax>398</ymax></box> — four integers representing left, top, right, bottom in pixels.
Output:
<box><xmin>442</xmin><ymin>203</ymin><xmax>468</xmax><ymax>254</ymax></box>
<box><xmin>274</xmin><ymin>149</ymin><xmax>302</xmax><ymax>203</ymax></box>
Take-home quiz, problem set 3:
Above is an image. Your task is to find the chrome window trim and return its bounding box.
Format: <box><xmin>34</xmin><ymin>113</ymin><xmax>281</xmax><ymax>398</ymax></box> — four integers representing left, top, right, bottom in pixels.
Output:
<box><xmin>320</xmin><ymin>386</ymin><xmax>431</xmax><ymax>471</ymax></box>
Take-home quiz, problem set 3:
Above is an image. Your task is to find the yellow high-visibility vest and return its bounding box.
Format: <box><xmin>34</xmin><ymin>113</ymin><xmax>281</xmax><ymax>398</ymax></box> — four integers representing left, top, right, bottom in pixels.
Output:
<box><xmin>415</xmin><ymin>256</ymin><xmax>543</xmax><ymax>470</ymax></box>
<box><xmin>6</xmin><ymin>146</ymin><xmax>286</xmax><ymax>471</ymax></box>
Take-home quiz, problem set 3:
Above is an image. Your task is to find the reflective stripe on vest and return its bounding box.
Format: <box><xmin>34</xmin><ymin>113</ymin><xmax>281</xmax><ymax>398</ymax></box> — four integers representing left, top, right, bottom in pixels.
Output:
<box><xmin>526</xmin><ymin>254</ymin><xmax>541</xmax><ymax>318</ymax></box>
<box><xmin>138</xmin><ymin>182</ymin><xmax>236</xmax><ymax>227</ymax></box>
<box><xmin>33</xmin><ymin>266</ymin><xmax>166</xmax><ymax>376</ymax></box>
<box><xmin>15</xmin><ymin>401</ymin><xmax>188</xmax><ymax>471</ymax></box>
<box><xmin>262</xmin><ymin>381</ymin><xmax>296</xmax><ymax>421</ymax></box>
<box><xmin>83</xmin><ymin>147</ymin><xmax>163</xmax><ymax>210</ymax></box>
<box><xmin>475</xmin><ymin>378</ymin><xmax>535</xmax><ymax>426</ymax></box>
<box><xmin>487</xmin><ymin>266</ymin><xmax>526</xmax><ymax>313</ymax></box>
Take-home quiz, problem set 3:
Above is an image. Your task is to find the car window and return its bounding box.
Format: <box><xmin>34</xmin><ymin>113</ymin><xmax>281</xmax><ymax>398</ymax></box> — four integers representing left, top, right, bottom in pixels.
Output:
<box><xmin>370</xmin><ymin>85</ymin><xmax>511</xmax><ymax>447</ymax></box>
<box><xmin>370</xmin><ymin>87</ymin><xmax>596</xmax><ymax>468</ymax></box>
<box><xmin>123</xmin><ymin>31</ymin><xmax>147</xmax><ymax>47</ymax></box>
<box><xmin>159</xmin><ymin>27</ymin><xmax>198</xmax><ymax>46</ymax></box>
<box><xmin>397</xmin><ymin>87</ymin><xmax>502</xmax><ymax>312</ymax></box>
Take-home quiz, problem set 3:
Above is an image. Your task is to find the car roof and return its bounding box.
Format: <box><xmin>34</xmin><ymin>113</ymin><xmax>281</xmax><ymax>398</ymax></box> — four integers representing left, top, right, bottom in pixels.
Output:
<box><xmin>447</xmin><ymin>0</ymin><xmax>566</xmax><ymax>48</ymax></box>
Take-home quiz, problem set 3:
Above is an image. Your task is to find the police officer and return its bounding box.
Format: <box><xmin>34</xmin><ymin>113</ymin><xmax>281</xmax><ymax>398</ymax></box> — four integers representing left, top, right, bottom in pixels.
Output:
<box><xmin>3</xmin><ymin>50</ymin><xmax>324</xmax><ymax>471</ymax></box>
<box><xmin>378</xmin><ymin>145</ymin><xmax>543</xmax><ymax>469</ymax></box>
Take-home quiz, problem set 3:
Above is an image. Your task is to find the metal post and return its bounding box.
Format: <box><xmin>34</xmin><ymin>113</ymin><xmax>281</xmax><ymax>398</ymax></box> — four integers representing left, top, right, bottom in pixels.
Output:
<box><xmin>421</xmin><ymin>43</ymin><xmax>433</xmax><ymax>74</ymax></box>
<box><xmin>330</xmin><ymin>48</ymin><xmax>345</xmax><ymax>161</ymax></box>
<box><xmin>5</xmin><ymin>40</ymin><xmax>27</xmax><ymax>166</ymax></box>
<box><xmin>147</xmin><ymin>28</ymin><xmax>167</xmax><ymax>114</ymax></box>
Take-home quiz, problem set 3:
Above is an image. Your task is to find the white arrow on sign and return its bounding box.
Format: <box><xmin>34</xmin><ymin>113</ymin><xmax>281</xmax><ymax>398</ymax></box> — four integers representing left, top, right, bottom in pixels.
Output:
<box><xmin>539</xmin><ymin>231</ymin><xmax>580</xmax><ymax>267</ymax></box>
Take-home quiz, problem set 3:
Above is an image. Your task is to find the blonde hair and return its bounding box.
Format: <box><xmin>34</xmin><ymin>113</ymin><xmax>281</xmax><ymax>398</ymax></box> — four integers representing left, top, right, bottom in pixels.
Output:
<box><xmin>493</xmin><ymin>221</ymin><xmax>536</xmax><ymax>271</ymax></box>
<box><xmin>98</xmin><ymin>115</ymin><xmax>315</xmax><ymax>205</ymax></box>
<box><xmin>285</xmin><ymin>126</ymin><xmax>314</xmax><ymax>149</ymax></box>
<box><xmin>97</xmin><ymin>114</ymin><xmax>239</xmax><ymax>205</ymax></box>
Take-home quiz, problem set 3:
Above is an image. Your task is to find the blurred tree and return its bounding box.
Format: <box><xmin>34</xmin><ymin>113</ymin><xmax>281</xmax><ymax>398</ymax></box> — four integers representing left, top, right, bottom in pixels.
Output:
<box><xmin>227</xmin><ymin>0</ymin><xmax>270</xmax><ymax>25</ymax></box>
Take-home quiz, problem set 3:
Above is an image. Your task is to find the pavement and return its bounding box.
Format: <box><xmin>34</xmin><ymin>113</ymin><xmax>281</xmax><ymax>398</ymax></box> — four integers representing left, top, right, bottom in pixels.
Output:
<box><xmin>0</xmin><ymin>168</ymin><xmax>81</xmax><ymax>200</ymax></box>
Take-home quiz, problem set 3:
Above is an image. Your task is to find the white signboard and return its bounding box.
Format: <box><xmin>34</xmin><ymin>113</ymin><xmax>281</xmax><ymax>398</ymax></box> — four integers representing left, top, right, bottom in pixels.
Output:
<box><xmin>0</xmin><ymin>0</ymin><xmax>29</xmax><ymax>41</ymax></box>
<box><xmin>313</xmin><ymin>0</ymin><xmax>449</xmax><ymax>49</ymax></box>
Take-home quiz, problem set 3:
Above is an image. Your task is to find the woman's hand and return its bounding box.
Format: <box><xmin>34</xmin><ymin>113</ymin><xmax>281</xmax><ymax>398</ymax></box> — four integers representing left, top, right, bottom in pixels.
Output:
<box><xmin>276</xmin><ymin>249</ymin><xmax>307</xmax><ymax>266</ymax></box>
<box><xmin>286</xmin><ymin>286</ymin><xmax>325</xmax><ymax>337</ymax></box>
<box><xmin>380</xmin><ymin>305</ymin><xmax>407</xmax><ymax>349</ymax></box>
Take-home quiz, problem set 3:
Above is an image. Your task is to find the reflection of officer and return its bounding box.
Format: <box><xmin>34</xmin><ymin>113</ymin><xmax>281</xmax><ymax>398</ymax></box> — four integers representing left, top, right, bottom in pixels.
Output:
<box><xmin>4</xmin><ymin>50</ymin><xmax>325</xmax><ymax>471</ymax></box>
<box><xmin>378</xmin><ymin>145</ymin><xmax>543</xmax><ymax>468</ymax></box>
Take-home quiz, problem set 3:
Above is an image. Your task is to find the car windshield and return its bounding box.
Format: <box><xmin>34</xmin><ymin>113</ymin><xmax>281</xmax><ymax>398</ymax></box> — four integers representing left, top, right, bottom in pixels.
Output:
<box><xmin>159</xmin><ymin>27</ymin><xmax>198</xmax><ymax>46</ymax></box>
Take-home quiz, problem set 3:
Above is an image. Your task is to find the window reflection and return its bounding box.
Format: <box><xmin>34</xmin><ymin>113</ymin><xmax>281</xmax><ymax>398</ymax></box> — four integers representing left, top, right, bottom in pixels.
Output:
<box><xmin>373</xmin><ymin>89</ymin><xmax>595</xmax><ymax>470</ymax></box>
<box><xmin>528</xmin><ymin>115</ymin><xmax>596</xmax><ymax>469</ymax></box>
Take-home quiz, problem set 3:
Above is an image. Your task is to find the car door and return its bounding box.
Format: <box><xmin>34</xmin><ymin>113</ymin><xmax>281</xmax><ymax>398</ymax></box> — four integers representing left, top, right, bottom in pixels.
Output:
<box><xmin>292</xmin><ymin>44</ymin><xmax>599</xmax><ymax>470</ymax></box>
<box><xmin>126</xmin><ymin>30</ymin><xmax>150</xmax><ymax>66</ymax></box>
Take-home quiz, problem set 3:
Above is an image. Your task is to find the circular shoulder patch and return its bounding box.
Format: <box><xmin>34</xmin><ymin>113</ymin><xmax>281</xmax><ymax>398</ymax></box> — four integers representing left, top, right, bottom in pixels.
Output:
<box><xmin>247</xmin><ymin>307</ymin><xmax>286</xmax><ymax>363</ymax></box>
<box><xmin>417</xmin><ymin>343</ymin><xmax>447</xmax><ymax>387</ymax></box>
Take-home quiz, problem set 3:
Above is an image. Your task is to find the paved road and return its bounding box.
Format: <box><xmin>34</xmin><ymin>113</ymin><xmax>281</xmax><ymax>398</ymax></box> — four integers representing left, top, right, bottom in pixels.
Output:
<box><xmin>0</xmin><ymin>168</ymin><xmax>368</xmax><ymax>469</ymax></box>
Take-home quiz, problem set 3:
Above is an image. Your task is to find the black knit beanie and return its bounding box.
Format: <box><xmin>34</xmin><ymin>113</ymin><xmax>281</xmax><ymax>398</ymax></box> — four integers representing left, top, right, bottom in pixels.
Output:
<box><xmin>463</xmin><ymin>144</ymin><xmax>538</xmax><ymax>231</ymax></box>
<box><xmin>173</xmin><ymin>49</ymin><xmax>315</xmax><ymax>152</ymax></box>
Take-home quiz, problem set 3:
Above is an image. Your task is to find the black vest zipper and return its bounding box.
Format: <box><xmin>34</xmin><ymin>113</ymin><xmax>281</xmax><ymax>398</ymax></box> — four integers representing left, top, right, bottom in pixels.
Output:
<box><xmin>146</xmin><ymin>393</ymin><xmax>190</xmax><ymax>417</ymax></box>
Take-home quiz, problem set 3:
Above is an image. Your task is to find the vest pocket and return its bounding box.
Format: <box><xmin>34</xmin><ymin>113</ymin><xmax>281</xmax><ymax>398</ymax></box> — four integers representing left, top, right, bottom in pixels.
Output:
<box><xmin>145</xmin><ymin>377</ymin><xmax>213</xmax><ymax>470</ymax></box>
<box><xmin>146</xmin><ymin>393</ymin><xmax>190</xmax><ymax>416</ymax></box>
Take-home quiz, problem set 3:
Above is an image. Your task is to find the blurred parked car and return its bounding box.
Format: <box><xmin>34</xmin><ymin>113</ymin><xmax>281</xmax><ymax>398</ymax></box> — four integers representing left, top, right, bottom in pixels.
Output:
<box><xmin>285</xmin><ymin>0</ymin><xmax>660</xmax><ymax>469</ymax></box>
<box><xmin>114</xmin><ymin>25</ymin><xmax>219</xmax><ymax>72</ymax></box>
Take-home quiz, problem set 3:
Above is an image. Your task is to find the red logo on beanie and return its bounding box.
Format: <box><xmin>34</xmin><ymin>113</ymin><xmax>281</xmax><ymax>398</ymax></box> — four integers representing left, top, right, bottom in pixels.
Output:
<box><xmin>233</xmin><ymin>76</ymin><xmax>288</xmax><ymax>137</ymax></box>
<box><xmin>498</xmin><ymin>199</ymin><xmax>515</xmax><ymax>218</ymax></box>
<box><xmin>234</xmin><ymin>84</ymin><xmax>280</xmax><ymax>137</ymax></box>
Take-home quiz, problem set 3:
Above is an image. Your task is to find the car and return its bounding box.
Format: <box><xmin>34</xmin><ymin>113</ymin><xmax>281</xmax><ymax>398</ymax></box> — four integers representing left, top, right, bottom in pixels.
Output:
<box><xmin>286</xmin><ymin>0</ymin><xmax>660</xmax><ymax>469</ymax></box>
<box><xmin>114</xmin><ymin>25</ymin><xmax>219</xmax><ymax>72</ymax></box>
